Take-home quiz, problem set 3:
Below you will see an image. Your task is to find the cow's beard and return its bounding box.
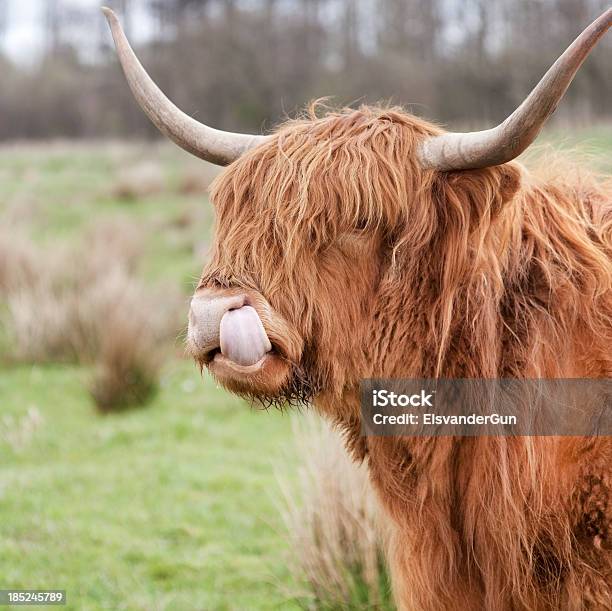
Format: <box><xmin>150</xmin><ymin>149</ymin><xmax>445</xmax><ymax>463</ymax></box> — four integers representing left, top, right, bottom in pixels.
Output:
<box><xmin>239</xmin><ymin>360</ymin><xmax>319</xmax><ymax>411</ymax></box>
<box><xmin>195</xmin><ymin>352</ymin><xmax>316</xmax><ymax>409</ymax></box>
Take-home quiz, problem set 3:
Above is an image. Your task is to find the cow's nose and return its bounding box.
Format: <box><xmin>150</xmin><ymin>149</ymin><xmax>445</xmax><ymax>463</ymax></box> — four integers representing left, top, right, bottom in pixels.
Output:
<box><xmin>188</xmin><ymin>291</ymin><xmax>247</xmax><ymax>356</ymax></box>
<box><xmin>188</xmin><ymin>290</ymin><xmax>271</xmax><ymax>365</ymax></box>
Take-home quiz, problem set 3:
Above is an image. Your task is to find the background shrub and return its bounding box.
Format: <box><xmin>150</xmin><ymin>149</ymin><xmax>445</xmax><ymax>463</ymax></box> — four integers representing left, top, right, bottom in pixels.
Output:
<box><xmin>0</xmin><ymin>220</ymin><xmax>182</xmax><ymax>412</ymax></box>
<box><xmin>278</xmin><ymin>414</ymin><xmax>395</xmax><ymax>610</ymax></box>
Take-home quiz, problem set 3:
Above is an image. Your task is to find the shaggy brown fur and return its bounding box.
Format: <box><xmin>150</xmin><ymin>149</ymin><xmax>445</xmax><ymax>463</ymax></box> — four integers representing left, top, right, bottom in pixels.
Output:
<box><xmin>199</xmin><ymin>104</ymin><xmax>612</xmax><ymax>610</ymax></box>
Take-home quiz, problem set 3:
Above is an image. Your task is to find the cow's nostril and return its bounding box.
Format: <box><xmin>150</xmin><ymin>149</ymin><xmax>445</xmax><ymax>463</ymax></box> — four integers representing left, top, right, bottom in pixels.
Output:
<box><xmin>203</xmin><ymin>347</ymin><xmax>221</xmax><ymax>363</ymax></box>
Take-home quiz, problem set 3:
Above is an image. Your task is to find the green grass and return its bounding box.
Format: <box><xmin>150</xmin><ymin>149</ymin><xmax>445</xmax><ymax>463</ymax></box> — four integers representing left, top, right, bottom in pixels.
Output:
<box><xmin>0</xmin><ymin>363</ymin><xmax>299</xmax><ymax>611</ymax></box>
<box><xmin>0</xmin><ymin>142</ymin><xmax>300</xmax><ymax>610</ymax></box>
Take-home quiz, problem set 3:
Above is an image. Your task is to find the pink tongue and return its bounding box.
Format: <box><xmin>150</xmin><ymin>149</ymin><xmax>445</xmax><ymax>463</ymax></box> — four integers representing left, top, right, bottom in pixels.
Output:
<box><xmin>219</xmin><ymin>306</ymin><xmax>272</xmax><ymax>366</ymax></box>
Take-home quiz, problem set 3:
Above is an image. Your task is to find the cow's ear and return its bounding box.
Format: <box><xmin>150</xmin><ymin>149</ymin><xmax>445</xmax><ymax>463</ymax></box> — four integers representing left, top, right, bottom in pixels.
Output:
<box><xmin>435</xmin><ymin>162</ymin><xmax>522</xmax><ymax>223</ymax></box>
<box><xmin>495</xmin><ymin>162</ymin><xmax>523</xmax><ymax>204</ymax></box>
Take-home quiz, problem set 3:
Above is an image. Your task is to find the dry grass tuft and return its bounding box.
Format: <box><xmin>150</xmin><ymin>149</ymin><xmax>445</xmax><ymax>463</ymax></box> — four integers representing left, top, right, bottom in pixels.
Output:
<box><xmin>0</xmin><ymin>221</ymin><xmax>150</xmax><ymax>364</ymax></box>
<box><xmin>177</xmin><ymin>162</ymin><xmax>220</xmax><ymax>195</ymax></box>
<box><xmin>87</xmin><ymin>268</ymin><xmax>179</xmax><ymax>412</ymax></box>
<box><xmin>0</xmin><ymin>221</ymin><xmax>182</xmax><ymax>411</ymax></box>
<box><xmin>1</xmin><ymin>407</ymin><xmax>44</xmax><ymax>452</ymax></box>
<box><xmin>89</xmin><ymin>305</ymin><xmax>160</xmax><ymax>413</ymax></box>
<box><xmin>112</xmin><ymin>160</ymin><xmax>166</xmax><ymax>200</ymax></box>
<box><xmin>80</xmin><ymin>219</ymin><xmax>145</xmax><ymax>274</ymax></box>
<box><xmin>0</xmin><ymin>230</ymin><xmax>39</xmax><ymax>293</ymax></box>
<box><xmin>277</xmin><ymin>414</ymin><xmax>394</xmax><ymax>610</ymax></box>
<box><xmin>5</xmin><ymin>288</ymin><xmax>85</xmax><ymax>362</ymax></box>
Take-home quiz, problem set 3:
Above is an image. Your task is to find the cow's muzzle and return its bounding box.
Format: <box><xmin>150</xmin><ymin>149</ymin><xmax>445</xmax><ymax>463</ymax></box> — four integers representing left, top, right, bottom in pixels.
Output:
<box><xmin>188</xmin><ymin>287</ymin><xmax>303</xmax><ymax>396</ymax></box>
<box><xmin>188</xmin><ymin>288</ymin><xmax>272</xmax><ymax>367</ymax></box>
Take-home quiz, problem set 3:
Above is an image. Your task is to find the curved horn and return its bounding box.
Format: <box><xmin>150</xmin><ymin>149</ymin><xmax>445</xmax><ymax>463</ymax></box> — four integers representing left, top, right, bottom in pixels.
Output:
<box><xmin>102</xmin><ymin>7</ymin><xmax>269</xmax><ymax>166</ymax></box>
<box><xmin>419</xmin><ymin>9</ymin><xmax>612</xmax><ymax>171</ymax></box>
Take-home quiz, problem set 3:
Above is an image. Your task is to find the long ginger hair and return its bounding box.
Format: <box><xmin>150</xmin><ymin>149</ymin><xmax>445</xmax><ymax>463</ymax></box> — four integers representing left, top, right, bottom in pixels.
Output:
<box><xmin>202</xmin><ymin>104</ymin><xmax>612</xmax><ymax>609</ymax></box>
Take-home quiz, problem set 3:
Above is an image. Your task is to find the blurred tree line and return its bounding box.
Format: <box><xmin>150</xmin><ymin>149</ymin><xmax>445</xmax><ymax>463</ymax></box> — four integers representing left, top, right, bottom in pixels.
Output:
<box><xmin>0</xmin><ymin>0</ymin><xmax>610</xmax><ymax>140</ymax></box>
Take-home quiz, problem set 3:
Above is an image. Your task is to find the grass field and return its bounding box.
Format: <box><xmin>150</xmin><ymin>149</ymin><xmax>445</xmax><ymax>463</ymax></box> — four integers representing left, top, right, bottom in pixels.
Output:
<box><xmin>0</xmin><ymin>143</ymin><xmax>301</xmax><ymax>610</ymax></box>
<box><xmin>0</xmin><ymin>365</ymin><xmax>299</xmax><ymax>610</ymax></box>
<box><xmin>0</xmin><ymin>127</ymin><xmax>610</xmax><ymax>610</ymax></box>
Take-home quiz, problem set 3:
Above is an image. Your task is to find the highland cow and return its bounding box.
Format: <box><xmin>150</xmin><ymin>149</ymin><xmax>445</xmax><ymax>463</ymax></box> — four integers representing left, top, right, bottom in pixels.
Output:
<box><xmin>104</xmin><ymin>8</ymin><xmax>612</xmax><ymax>610</ymax></box>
